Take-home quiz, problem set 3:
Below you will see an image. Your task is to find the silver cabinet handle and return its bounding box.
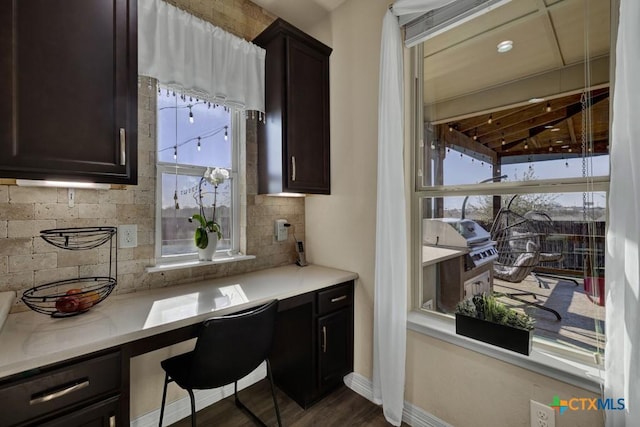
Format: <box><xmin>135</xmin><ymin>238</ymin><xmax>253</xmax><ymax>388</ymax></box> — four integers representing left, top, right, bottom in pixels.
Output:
<box><xmin>109</xmin><ymin>415</ymin><xmax>116</xmax><ymax>427</ymax></box>
<box><xmin>119</xmin><ymin>128</ymin><xmax>126</xmax><ymax>166</ymax></box>
<box><xmin>331</xmin><ymin>295</ymin><xmax>347</xmax><ymax>303</ymax></box>
<box><xmin>322</xmin><ymin>326</ymin><xmax>327</xmax><ymax>353</ymax></box>
<box><xmin>291</xmin><ymin>156</ymin><xmax>296</xmax><ymax>181</ymax></box>
<box><xmin>30</xmin><ymin>379</ymin><xmax>90</xmax><ymax>405</ymax></box>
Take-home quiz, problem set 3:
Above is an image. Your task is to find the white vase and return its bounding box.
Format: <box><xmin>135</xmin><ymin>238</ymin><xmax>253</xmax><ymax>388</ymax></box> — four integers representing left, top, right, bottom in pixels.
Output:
<box><xmin>197</xmin><ymin>232</ymin><xmax>218</xmax><ymax>261</ymax></box>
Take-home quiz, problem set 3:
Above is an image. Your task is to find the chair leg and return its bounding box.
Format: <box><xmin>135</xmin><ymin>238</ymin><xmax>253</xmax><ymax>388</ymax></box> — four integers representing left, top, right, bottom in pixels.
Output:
<box><xmin>187</xmin><ymin>388</ymin><xmax>196</xmax><ymax>427</ymax></box>
<box><xmin>159</xmin><ymin>373</ymin><xmax>169</xmax><ymax>427</ymax></box>
<box><xmin>234</xmin><ymin>379</ymin><xmax>269</xmax><ymax>427</ymax></box>
<box><xmin>266</xmin><ymin>359</ymin><xmax>283</xmax><ymax>427</ymax></box>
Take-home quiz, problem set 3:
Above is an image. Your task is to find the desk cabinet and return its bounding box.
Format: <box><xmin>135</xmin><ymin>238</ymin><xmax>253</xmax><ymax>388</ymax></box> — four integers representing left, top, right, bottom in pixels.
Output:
<box><xmin>271</xmin><ymin>280</ymin><xmax>354</xmax><ymax>408</ymax></box>
<box><xmin>0</xmin><ymin>350</ymin><xmax>121</xmax><ymax>427</ymax></box>
<box><xmin>0</xmin><ymin>0</ymin><xmax>138</xmax><ymax>184</ymax></box>
<box><xmin>253</xmin><ymin>19</ymin><xmax>332</xmax><ymax>194</ymax></box>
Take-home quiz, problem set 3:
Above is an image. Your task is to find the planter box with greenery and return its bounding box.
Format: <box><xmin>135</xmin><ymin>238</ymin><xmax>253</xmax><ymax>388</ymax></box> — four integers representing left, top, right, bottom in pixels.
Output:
<box><xmin>455</xmin><ymin>294</ymin><xmax>535</xmax><ymax>355</ymax></box>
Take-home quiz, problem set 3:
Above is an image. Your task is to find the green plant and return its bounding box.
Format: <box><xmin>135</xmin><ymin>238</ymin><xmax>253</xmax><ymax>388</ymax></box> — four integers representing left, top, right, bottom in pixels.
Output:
<box><xmin>455</xmin><ymin>294</ymin><xmax>535</xmax><ymax>331</ymax></box>
<box><xmin>188</xmin><ymin>167</ymin><xmax>228</xmax><ymax>249</ymax></box>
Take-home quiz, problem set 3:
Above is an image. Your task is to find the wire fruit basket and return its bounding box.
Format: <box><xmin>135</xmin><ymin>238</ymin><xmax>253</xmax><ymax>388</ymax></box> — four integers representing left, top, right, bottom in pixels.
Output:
<box><xmin>22</xmin><ymin>227</ymin><xmax>118</xmax><ymax>318</ymax></box>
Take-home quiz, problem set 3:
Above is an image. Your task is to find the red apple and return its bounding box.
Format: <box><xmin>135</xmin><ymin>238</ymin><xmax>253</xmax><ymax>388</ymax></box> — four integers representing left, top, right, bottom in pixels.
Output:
<box><xmin>56</xmin><ymin>295</ymin><xmax>80</xmax><ymax>313</ymax></box>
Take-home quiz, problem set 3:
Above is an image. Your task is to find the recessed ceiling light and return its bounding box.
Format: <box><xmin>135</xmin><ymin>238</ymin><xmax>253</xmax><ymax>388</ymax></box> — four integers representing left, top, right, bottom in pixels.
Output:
<box><xmin>528</xmin><ymin>97</ymin><xmax>545</xmax><ymax>103</ymax></box>
<box><xmin>550</xmin><ymin>128</ymin><xmax>560</xmax><ymax>132</ymax></box>
<box><xmin>544</xmin><ymin>125</ymin><xmax>554</xmax><ymax>129</ymax></box>
<box><xmin>497</xmin><ymin>40</ymin><xmax>513</xmax><ymax>53</ymax></box>
<box><xmin>562</xmin><ymin>145</ymin><xmax>570</xmax><ymax>149</ymax></box>
<box><xmin>555</xmin><ymin>140</ymin><xmax>563</xmax><ymax>143</ymax></box>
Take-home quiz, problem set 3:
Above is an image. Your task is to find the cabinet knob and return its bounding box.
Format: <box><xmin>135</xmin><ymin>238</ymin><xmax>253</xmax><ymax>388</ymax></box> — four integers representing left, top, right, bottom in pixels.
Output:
<box><xmin>119</xmin><ymin>128</ymin><xmax>126</xmax><ymax>166</ymax></box>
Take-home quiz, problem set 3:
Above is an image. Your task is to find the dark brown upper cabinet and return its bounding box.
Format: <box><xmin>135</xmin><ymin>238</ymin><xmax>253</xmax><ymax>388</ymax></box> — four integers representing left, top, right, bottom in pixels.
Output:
<box><xmin>0</xmin><ymin>0</ymin><xmax>138</xmax><ymax>185</ymax></box>
<box><xmin>254</xmin><ymin>19</ymin><xmax>331</xmax><ymax>195</ymax></box>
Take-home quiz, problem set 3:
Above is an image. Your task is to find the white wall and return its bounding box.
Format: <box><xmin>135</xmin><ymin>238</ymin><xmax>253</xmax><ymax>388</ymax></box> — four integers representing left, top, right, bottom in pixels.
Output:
<box><xmin>303</xmin><ymin>1</ymin><xmax>604</xmax><ymax>426</ymax></box>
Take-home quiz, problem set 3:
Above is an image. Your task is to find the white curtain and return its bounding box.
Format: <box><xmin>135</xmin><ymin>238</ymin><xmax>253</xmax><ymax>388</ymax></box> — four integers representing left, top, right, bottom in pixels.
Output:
<box><xmin>373</xmin><ymin>1</ymin><xmax>455</xmax><ymax>425</ymax></box>
<box><xmin>605</xmin><ymin>0</ymin><xmax>640</xmax><ymax>425</ymax></box>
<box><xmin>138</xmin><ymin>0</ymin><xmax>265</xmax><ymax>112</ymax></box>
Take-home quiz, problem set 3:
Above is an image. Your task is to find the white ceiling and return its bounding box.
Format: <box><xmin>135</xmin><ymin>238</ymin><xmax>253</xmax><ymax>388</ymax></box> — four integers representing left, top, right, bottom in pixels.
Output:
<box><xmin>251</xmin><ymin>0</ymin><xmax>349</xmax><ymax>30</ymax></box>
<box><xmin>423</xmin><ymin>0</ymin><xmax>611</xmax><ymax>107</ymax></box>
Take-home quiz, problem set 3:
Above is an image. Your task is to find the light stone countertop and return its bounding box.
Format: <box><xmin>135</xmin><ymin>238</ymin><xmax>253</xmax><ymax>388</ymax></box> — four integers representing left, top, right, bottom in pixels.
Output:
<box><xmin>0</xmin><ymin>264</ymin><xmax>358</xmax><ymax>379</ymax></box>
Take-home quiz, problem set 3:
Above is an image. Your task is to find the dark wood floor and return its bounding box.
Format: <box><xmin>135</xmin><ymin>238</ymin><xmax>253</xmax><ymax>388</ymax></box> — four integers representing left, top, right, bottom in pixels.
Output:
<box><xmin>170</xmin><ymin>379</ymin><xmax>404</xmax><ymax>426</ymax></box>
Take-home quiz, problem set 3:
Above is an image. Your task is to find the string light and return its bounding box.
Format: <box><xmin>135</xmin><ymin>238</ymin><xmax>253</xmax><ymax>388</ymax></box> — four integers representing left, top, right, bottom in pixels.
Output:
<box><xmin>501</xmin><ymin>133</ymin><xmax>506</xmax><ymax>145</ymax></box>
<box><xmin>449</xmin><ymin>124</ymin><xmax>454</xmax><ymax>132</ymax></box>
<box><xmin>524</xmin><ymin>141</ymin><xmax>529</xmax><ymax>149</ymax></box>
<box><xmin>173</xmin><ymin>146</ymin><xmax>177</xmax><ymax>160</ymax></box>
<box><xmin>546</xmin><ymin>102</ymin><xmax>551</xmax><ymax>112</ymax></box>
<box><xmin>224</xmin><ymin>126</ymin><xmax>228</xmax><ymax>141</ymax></box>
<box><xmin>487</xmin><ymin>114</ymin><xmax>493</xmax><ymax>124</ymax></box>
<box><xmin>473</xmin><ymin>128</ymin><xmax>478</xmax><ymax>140</ymax></box>
<box><xmin>197</xmin><ymin>137</ymin><xmax>201</xmax><ymax>151</ymax></box>
<box><xmin>188</xmin><ymin>106</ymin><xmax>194</xmax><ymax>124</ymax></box>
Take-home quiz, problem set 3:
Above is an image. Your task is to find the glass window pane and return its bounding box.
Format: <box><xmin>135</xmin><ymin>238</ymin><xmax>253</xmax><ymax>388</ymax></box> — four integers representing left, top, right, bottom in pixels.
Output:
<box><xmin>160</xmin><ymin>172</ymin><xmax>232</xmax><ymax>257</ymax></box>
<box><xmin>420</xmin><ymin>0</ymin><xmax>610</xmax><ymax>188</ymax></box>
<box><xmin>157</xmin><ymin>93</ymin><xmax>232</xmax><ymax>168</ymax></box>
<box><xmin>420</xmin><ymin>192</ymin><xmax>605</xmax><ymax>354</ymax></box>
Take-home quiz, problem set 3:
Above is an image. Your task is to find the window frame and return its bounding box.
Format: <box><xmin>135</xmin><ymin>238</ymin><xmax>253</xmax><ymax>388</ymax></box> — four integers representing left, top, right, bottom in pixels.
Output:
<box><xmin>408</xmin><ymin>36</ymin><xmax>610</xmax><ymax>372</ymax></box>
<box><xmin>154</xmin><ymin>104</ymin><xmax>244</xmax><ymax>265</ymax></box>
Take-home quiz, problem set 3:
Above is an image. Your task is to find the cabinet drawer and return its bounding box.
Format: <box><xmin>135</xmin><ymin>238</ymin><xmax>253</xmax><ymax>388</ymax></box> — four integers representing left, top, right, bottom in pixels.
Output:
<box><xmin>0</xmin><ymin>351</ymin><xmax>121</xmax><ymax>427</ymax></box>
<box><xmin>317</xmin><ymin>282</ymin><xmax>353</xmax><ymax>315</ymax></box>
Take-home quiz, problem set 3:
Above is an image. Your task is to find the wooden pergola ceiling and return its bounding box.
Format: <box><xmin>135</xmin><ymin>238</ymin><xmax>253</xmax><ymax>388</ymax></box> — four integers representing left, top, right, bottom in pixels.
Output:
<box><xmin>437</xmin><ymin>87</ymin><xmax>609</xmax><ymax>161</ymax></box>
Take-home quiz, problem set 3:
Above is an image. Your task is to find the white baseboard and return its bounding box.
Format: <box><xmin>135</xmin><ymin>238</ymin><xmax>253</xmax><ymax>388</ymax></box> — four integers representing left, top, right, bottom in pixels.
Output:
<box><xmin>343</xmin><ymin>372</ymin><xmax>452</xmax><ymax>427</ymax></box>
<box><xmin>131</xmin><ymin>363</ymin><xmax>266</xmax><ymax>427</ymax></box>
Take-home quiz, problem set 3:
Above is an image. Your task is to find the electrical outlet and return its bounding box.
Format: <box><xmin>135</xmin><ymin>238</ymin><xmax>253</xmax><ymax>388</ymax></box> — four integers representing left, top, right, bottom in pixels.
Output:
<box><xmin>531</xmin><ymin>400</ymin><xmax>555</xmax><ymax>427</ymax></box>
<box><xmin>118</xmin><ymin>224</ymin><xmax>137</xmax><ymax>248</ymax></box>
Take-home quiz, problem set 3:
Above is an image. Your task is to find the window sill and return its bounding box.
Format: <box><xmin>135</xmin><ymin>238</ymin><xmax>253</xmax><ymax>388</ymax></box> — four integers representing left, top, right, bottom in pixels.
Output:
<box><xmin>146</xmin><ymin>254</ymin><xmax>256</xmax><ymax>273</ymax></box>
<box><xmin>407</xmin><ymin>310</ymin><xmax>604</xmax><ymax>394</ymax></box>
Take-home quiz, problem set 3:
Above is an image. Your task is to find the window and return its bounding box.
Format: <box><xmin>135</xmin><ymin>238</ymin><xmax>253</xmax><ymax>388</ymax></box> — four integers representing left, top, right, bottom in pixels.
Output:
<box><xmin>155</xmin><ymin>86</ymin><xmax>242</xmax><ymax>262</ymax></box>
<box><xmin>412</xmin><ymin>0</ymin><xmax>609</xmax><ymax>360</ymax></box>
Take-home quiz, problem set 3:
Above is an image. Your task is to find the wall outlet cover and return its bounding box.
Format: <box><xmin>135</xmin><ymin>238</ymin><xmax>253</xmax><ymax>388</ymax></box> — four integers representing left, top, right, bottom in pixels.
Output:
<box><xmin>530</xmin><ymin>400</ymin><xmax>555</xmax><ymax>427</ymax></box>
<box><xmin>119</xmin><ymin>224</ymin><xmax>138</xmax><ymax>248</ymax></box>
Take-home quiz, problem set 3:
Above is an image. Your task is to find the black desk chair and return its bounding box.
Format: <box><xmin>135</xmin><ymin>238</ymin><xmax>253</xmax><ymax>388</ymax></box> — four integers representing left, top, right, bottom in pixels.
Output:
<box><xmin>158</xmin><ymin>299</ymin><xmax>282</xmax><ymax>427</ymax></box>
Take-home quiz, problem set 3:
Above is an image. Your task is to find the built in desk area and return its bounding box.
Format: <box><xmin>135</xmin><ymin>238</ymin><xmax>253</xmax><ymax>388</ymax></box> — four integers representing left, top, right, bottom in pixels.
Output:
<box><xmin>0</xmin><ymin>264</ymin><xmax>357</xmax><ymax>426</ymax></box>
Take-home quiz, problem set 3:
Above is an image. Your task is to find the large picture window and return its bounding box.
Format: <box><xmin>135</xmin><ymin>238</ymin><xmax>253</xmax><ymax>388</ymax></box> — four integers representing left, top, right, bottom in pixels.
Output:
<box><xmin>413</xmin><ymin>0</ymin><xmax>610</xmax><ymax>360</ymax></box>
<box><xmin>155</xmin><ymin>86</ymin><xmax>240</xmax><ymax>262</ymax></box>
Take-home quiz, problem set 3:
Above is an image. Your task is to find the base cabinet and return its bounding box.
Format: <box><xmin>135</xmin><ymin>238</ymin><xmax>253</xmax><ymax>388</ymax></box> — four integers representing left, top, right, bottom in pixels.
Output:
<box><xmin>271</xmin><ymin>281</ymin><xmax>354</xmax><ymax>408</ymax></box>
<box><xmin>0</xmin><ymin>350</ymin><xmax>122</xmax><ymax>427</ymax></box>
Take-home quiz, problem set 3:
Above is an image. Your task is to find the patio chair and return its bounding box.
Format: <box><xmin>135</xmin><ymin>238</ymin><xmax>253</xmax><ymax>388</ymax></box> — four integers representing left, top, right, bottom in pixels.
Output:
<box><xmin>490</xmin><ymin>197</ymin><xmax>563</xmax><ymax>321</ymax></box>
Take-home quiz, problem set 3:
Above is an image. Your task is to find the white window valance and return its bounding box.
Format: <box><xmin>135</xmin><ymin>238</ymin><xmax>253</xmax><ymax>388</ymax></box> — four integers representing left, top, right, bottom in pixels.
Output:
<box><xmin>138</xmin><ymin>0</ymin><xmax>265</xmax><ymax>113</ymax></box>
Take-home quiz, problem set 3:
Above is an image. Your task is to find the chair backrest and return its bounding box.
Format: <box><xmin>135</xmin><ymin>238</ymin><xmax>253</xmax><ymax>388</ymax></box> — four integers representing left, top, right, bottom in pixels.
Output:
<box><xmin>187</xmin><ymin>299</ymin><xmax>279</xmax><ymax>389</ymax></box>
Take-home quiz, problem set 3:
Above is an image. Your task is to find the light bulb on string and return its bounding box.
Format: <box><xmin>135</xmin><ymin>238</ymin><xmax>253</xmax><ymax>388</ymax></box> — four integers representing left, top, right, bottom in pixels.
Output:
<box><xmin>487</xmin><ymin>114</ymin><xmax>493</xmax><ymax>124</ymax></box>
<box><xmin>546</xmin><ymin>102</ymin><xmax>551</xmax><ymax>112</ymax></box>
<box><xmin>224</xmin><ymin>126</ymin><xmax>228</xmax><ymax>141</ymax></box>
<box><xmin>173</xmin><ymin>146</ymin><xmax>177</xmax><ymax>160</ymax></box>
<box><xmin>473</xmin><ymin>128</ymin><xmax>478</xmax><ymax>140</ymax></box>
<box><xmin>188</xmin><ymin>106</ymin><xmax>194</xmax><ymax>124</ymax></box>
<box><xmin>197</xmin><ymin>137</ymin><xmax>201</xmax><ymax>152</ymax></box>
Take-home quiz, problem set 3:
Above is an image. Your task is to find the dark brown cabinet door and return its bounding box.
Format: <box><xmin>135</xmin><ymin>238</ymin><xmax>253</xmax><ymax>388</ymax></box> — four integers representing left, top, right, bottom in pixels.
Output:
<box><xmin>318</xmin><ymin>308</ymin><xmax>352</xmax><ymax>390</ymax></box>
<box><xmin>0</xmin><ymin>0</ymin><xmax>137</xmax><ymax>185</ymax></box>
<box><xmin>40</xmin><ymin>396</ymin><xmax>120</xmax><ymax>427</ymax></box>
<box><xmin>254</xmin><ymin>19</ymin><xmax>331</xmax><ymax>194</ymax></box>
